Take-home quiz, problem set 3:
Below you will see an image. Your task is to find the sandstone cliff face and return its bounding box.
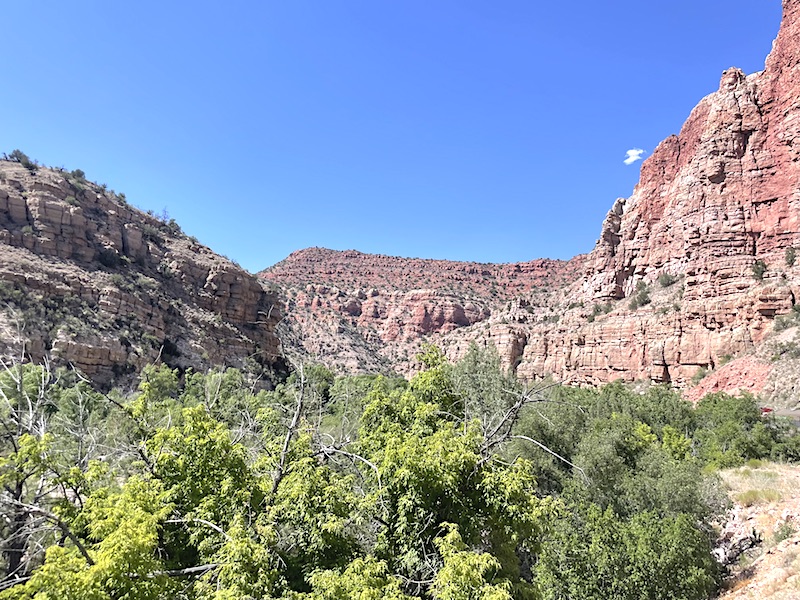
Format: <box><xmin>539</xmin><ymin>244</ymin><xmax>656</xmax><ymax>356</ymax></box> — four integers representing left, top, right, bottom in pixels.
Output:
<box><xmin>0</xmin><ymin>160</ymin><xmax>284</xmax><ymax>387</ymax></box>
<box><xmin>545</xmin><ymin>0</ymin><xmax>800</xmax><ymax>385</ymax></box>
<box><xmin>261</xmin><ymin>248</ymin><xmax>578</xmax><ymax>374</ymax></box>
<box><xmin>261</xmin><ymin>0</ymin><xmax>800</xmax><ymax>393</ymax></box>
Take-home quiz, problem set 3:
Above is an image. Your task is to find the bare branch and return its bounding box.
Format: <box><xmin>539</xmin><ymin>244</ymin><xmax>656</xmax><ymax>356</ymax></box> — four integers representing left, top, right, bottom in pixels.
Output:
<box><xmin>129</xmin><ymin>563</ymin><xmax>220</xmax><ymax>579</ymax></box>
<box><xmin>509</xmin><ymin>435</ymin><xmax>589</xmax><ymax>483</ymax></box>
<box><xmin>0</xmin><ymin>496</ymin><xmax>94</xmax><ymax>566</ymax></box>
<box><xmin>0</xmin><ymin>576</ymin><xmax>32</xmax><ymax>592</ymax></box>
<box><xmin>272</xmin><ymin>363</ymin><xmax>305</xmax><ymax>494</ymax></box>
<box><xmin>320</xmin><ymin>446</ymin><xmax>382</xmax><ymax>489</ymax></box>
<box><xmin>478</xmin><ymin>382</ymin><xmax>564</xmax><ymax>462</ymax></box>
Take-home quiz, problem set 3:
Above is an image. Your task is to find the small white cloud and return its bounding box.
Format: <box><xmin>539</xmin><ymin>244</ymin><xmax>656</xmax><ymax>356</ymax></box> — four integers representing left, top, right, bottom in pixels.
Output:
<box><xmin>624</xmin><ymin>148</ymin><xmax>645</xmax><ymax>165</ymax></box>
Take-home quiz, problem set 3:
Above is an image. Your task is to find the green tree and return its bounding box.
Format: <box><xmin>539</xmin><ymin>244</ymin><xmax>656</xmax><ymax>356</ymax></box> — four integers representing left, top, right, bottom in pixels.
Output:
<box><xmin>535</xmin><ymin>504</ymin><xmax>719</xmax><ymax>600</ymax></box>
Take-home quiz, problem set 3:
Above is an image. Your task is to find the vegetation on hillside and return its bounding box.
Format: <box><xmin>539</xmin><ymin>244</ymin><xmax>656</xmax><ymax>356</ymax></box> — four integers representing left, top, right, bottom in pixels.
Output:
<box><xmin>1</xmin><ymin>346</ymin><xmax>798</xmax><ymax>599</ymax></box>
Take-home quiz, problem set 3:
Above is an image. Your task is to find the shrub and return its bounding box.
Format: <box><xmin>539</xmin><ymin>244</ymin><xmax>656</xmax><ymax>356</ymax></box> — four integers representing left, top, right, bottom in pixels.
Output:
<box><xmin>691</xmin><ymin>366</ymin><xmax>708</xmax><ymax>385</ymax></box>
<box><xmin>157</xmin><ymin>260</ymin><xmax>174</xmax><ymax>278</ymax></box>
<box><xmin>588</xmin><ymin>302</ymin><xmax>614</xmax><ymax>322</ymax></box>
<box><xmin>774</xmin><ymin>520</ymin><xmax>797</xmax><ymax>542</ymax></box>
<box><xmin>141</xmin><ymin>224</ymin><xmax>163</xmax><ymax>244</ymax></box>
<box><xmin>735</xmin><ymin>488</ymin><xmax>782</xmax><ymax>507</ymax></box>
<box><xmin>98</xmin><ymin>248</ymin><xmax>122</xmax><ymax>268</ymax></box>
<box><xmin>70</xmin><ymin>169</ymin><xmax>86</xmax><ymax>180</ymax></box>
<box><xmin>773</xmin><ymin>314</ymin><xmax>794</xmax><ymax>331</ymax></box>
<box><xmin>786</xmin><ymin>247</ymin><xmax>796</xmax><ymax>267</ymax></box>
<box><xmin>594</xmin><ymin>302</ymin><xmax>613</xmax><ymax>316</ymax></box>
<box><xmin>109</xmin><ymin>274</ymin><xmax>133</xmax><ymax>292</ymax></box>
<box><xmin>165</xmin><ymin>218</ymin><xmax>182</xmax><ymax>235</ymax></box>
<box><xmin>9</xmin><ymin>149</ymin><xmax>39</xmax><ymax>172</ymax></box>
<box><xmin>629</xmin><ymin>281</ymin><xmax>651</xmax><ymax>310</ymax></box>
<box><xmin>771</xmin><ymin>340</ymin><xmax>800</xmax><ymax>360</ymax></box>
<box><xmin>658</xmin><ymin>272</ymin><xmax>678</xmax><ymax>287</ymax></box>
<box><xmin>752</xmin><ymin>259</ymin><xmax>767</xmax><ymax>281</ymax></box>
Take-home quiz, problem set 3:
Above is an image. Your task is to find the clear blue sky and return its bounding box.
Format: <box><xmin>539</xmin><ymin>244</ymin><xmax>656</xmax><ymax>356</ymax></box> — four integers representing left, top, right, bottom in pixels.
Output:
<box><xmin>2</xmin><ymin>1</ymin><xmax>782</xmax><ymax>272</ymax></box>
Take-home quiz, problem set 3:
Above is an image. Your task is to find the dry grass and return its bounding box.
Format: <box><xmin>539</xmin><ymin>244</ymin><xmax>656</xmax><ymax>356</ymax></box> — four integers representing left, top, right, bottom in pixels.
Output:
<box><xmin>717</xmin><ymin>462</ymin><xmax>800</xmax><ymax>599</ymax></box>
<box><xmin>721</xmin><ymin>463</ymin><xmax>800</xmax><ymax>501</ymax></box>
<box><xmin>735</xmin><ymin>488</ymin><xmax>782</xmax><ymax>507</ymax></box>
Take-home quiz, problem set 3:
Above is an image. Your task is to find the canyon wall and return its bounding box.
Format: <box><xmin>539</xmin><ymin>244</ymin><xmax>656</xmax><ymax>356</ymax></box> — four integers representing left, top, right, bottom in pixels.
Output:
<box><xmin>263</xmin><ymin>0</ymin><xmax>800</xmax><ymax>393</ymax></box>
<box><xmin>0</xmin><ymin>160</ymin><xmax>284</xmax><ymax>387</ymax></box>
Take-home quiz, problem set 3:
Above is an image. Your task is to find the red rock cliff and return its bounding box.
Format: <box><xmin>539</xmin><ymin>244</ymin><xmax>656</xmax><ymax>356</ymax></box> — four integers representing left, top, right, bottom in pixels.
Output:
<box><xmin>263</xmin><ymin>0</ymin><xmax>800</xmax><ymax>391</ymax></box>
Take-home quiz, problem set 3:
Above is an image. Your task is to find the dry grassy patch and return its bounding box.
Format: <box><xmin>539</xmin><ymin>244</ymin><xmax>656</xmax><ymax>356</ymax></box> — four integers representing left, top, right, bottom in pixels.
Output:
<box><xmin>722</xmin><ymin>463</ymin><xmax>800</xmax><ymax>501</ymax></box>
<box><xmin>735</xmin><ymin>488</ymin><xmax>782</xmax><ymax>507</ymax></box>
<box><xmin>717</xmin><ymin>463</ymin><xmax>800</xmax><ymax>599</ymax></box>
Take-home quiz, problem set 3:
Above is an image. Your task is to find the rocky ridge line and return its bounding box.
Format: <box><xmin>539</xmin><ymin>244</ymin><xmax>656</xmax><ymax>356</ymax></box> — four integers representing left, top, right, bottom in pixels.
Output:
<box><xmin>0</xmin><ymin>160</ymin><xmax>284</xmax><ymax>387</ymax></box>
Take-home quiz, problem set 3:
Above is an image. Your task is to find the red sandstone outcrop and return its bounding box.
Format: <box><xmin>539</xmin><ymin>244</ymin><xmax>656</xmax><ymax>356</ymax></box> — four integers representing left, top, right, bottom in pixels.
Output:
<box><xmin>261</xmin><ymin>0</ymin><xmax>800</xmax><ymax>394</ymax></box>
<box><xmin>539</xmin><ymin>0</ymin><xmax>800</xmax><ymax>385</ymax></box>
<box><xmin>0</xmin><ymin>160</ymin><xmax>284</xmax><ymax>387</ymax></box>
<box><xmin>262</xmin><ymin>248</ymin><xmax>579</xmax><ymax>373</ymax></box>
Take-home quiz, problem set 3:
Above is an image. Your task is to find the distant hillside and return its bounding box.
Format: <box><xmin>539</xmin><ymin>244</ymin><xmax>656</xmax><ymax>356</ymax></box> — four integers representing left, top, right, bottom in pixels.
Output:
<box><xmin>0</xmin><ymin>156</ymin><xmax>285</xmax><ymax>387</ymax></box>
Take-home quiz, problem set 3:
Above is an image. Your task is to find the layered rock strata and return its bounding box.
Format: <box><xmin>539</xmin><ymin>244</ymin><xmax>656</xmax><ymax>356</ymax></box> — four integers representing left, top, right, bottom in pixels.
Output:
<box><xmin>263</xmin><ymin>0</ymin><xmax>800</xmax><ymax>390</ymax></box>
<box><xmin>262</xmin><ymin>248</ymin><xmax>579</xmax><ymax>374</ymax></box>
<box><xmin>0</xmin><ymin>161</ymin><xmax>284</xmax><ymax>387</ymax></box>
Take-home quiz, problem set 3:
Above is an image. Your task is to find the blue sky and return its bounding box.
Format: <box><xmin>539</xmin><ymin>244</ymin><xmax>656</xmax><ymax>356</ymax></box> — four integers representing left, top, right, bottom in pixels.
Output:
<box><xmin>2</xmin><ymin>1</ymin><xmax>782</xmax><ymax>272</ymax></box>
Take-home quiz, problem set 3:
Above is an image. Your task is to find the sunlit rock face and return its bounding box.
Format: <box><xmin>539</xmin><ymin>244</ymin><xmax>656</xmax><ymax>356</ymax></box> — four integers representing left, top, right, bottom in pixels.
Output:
<box><xmin>0</xmin><ymin>161</ymin><xmax>284</xmax><ymax>387</ymax></box>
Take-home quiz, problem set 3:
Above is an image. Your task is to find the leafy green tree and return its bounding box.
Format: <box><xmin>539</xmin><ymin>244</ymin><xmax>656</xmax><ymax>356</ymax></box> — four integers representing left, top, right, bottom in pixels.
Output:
<box><xmin>304</xmin><ymin>557</ymin><xmax>412</xmax><ymax>599</ymax></box>
<box><xmin>2</xmin><ymin>354</ymin><xmax>557</xmax><ymax>599</ymax></box>
<box><xmin>432</xmin><ymin>524</ymin><xmax>512</xmax><ymax>600</ymax></box>
<box><xmin>8</xmin><ymin>353</ymin><xmax>791</xmax><ymax>600</ymax></box>
<box><xmin>535</xmin><ymin>504</ymin><xmax>719</xmax><ymax>600</ymax></box>
<box><xmin>353</xmin><ymin>351</ymin><xmax>553</xmax><ymax>598</ymax></box>
<box><xmin>449</xmin><ymin>344</ymin><xmax>520</xmax><ymax>431</ymax></box>
<box><xmin>7</xmin><ymin>150</ymin><xmax>37</xmax><ymax>172</ymax></box>
<box><xmin>693</xmin><ymin>392</ymin><xmax>778</xmax><ymax>467</ymax></box>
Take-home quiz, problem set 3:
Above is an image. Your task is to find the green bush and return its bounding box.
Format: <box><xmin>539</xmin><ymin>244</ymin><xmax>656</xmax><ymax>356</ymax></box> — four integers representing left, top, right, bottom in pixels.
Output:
<box><xmin>629</xmin><ymin>281</ymin><xmax>651</xmax><ymax>310</ymax></box>
<box><xmin>735</xmin><ymin>488</ymin><xmax>782</xmax><ymax>507</ymax></box>
<box><xmin>774</xmin><ymin>520</ymin><xmax>797</xmax><ymax>542</ymax></box>
<box><xmin>691</xmin><ymin>366</ymin><xmax>708</xmax><ymax>385</ymax></box>
<box><xmin>752</xmin><ymin>259</ymin><xmax>767</xmax><ymax>281</ymax></box>
<box><xmin>98</xmin><ymin>248</ymin><xmax>122</xmax><ymax>268</ymax></box>
<box><xmin>772</xmin><ymin>339</ymin><xmax>800</xmax><ymax>360</ymax></box>
<box><xmin>693</xmin><ymin>392</ymin><xmax>783</xmax><ymax>467</ymax></box>
<box><xmin>535</xmin><ymin>504</ymin><xmax>720</xmax><ymax>600</ymax></box>
<box><xmin>8</xmin><ymin>149</ymin><xmax>39</xmax><ymax>172</ymax></box>
<box><xmin>786</xmin><ymin>247</ymin><xmax>796</xmax><ymax>267</ymax></box>
<box><xmin>658</xmin><ymin>272</ymin><xmax>678</xmax><ymax>287</ymax></box>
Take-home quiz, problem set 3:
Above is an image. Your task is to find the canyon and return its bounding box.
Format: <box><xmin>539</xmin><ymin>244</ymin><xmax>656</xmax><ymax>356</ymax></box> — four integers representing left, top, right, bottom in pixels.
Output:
<box><xmin>2</xmin><ymin>3</ymin><xmax>800</xmax><ymax>406</ymax></box>
<box><xmin>261</xmin><ymin>0</ymin><xmax>800</xmax><ymax>405</ymax></box>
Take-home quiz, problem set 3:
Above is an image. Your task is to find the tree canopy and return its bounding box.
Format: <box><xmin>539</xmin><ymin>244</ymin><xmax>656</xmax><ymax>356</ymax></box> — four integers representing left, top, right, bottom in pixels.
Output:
<box><xmin>1</xmin><ymin>347</ymin><xmax>797</xmax><ymax>599</ymax></box>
